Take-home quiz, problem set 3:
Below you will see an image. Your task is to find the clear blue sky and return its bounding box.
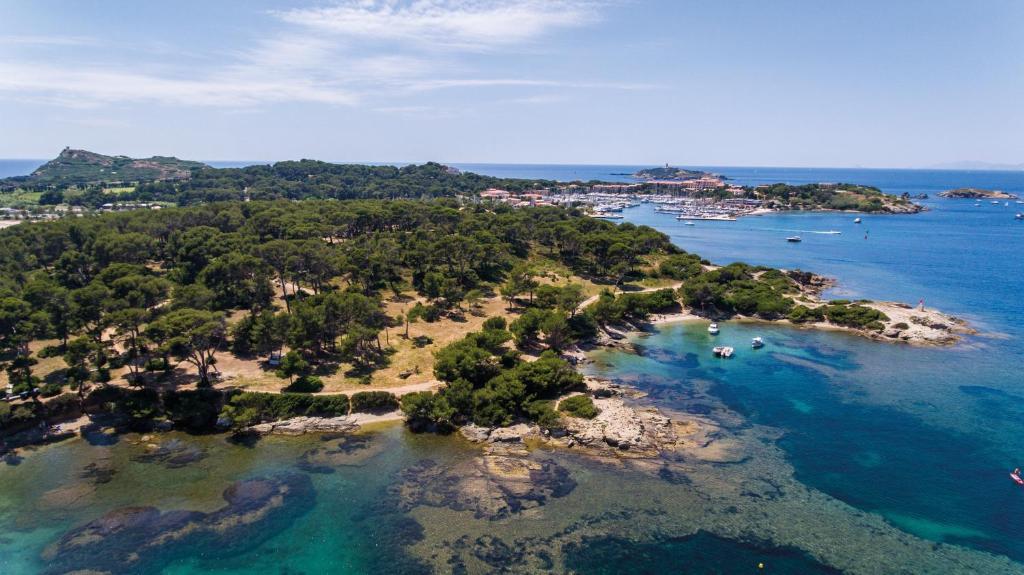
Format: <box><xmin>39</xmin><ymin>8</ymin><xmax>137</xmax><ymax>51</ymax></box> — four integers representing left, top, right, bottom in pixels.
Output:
<box><xmin>1</xmin><ymin>0</ymin><xmax>1021</xmax><ymax>167</ymax></box>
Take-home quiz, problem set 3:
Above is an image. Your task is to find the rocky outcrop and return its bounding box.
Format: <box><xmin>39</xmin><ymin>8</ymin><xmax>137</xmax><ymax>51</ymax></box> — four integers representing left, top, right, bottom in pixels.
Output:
<box><xmin>247</xmin><ymin>415</ymin><xmax>360</xmax><ymax>436</ymax></box>
<box><xmin>458</xmin><ymin>379</ymin><xmax>682</xmax><ymax>459</ymax></box>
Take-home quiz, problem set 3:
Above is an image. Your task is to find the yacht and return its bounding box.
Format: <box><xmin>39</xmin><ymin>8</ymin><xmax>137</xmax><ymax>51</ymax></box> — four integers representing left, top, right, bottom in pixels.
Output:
<box><xmin>786</xmin><ymin>236</ymin><xmax>802</xmax><ymax>243</ymax></box>
<box><xmin>854</xmin><ymin>217</ymin><xmax>862</xmax><ymax>224</ymax></box>
<box><xmin>684</xmin><ymin>221</ymin><xmax>695</xmax><ymax>226</ymax></box>
<box><xmin>751</xmin><ymin>337</ymin><xmax>765</xmax><ymax>349</ymax></box>
<box><xmin>1016</xmin><ymin>213</ymin><xmax>1023</xmax><ymax>220</ymax></box>
<box><xmin>713</xmin><ymin>346</ymin><xmax>734</xmax><ymax>358</ymax></box>
<box><xmin>708</xmin><ymin>323</ymin><xmax>719</xmax><ymax>335</ymax></box>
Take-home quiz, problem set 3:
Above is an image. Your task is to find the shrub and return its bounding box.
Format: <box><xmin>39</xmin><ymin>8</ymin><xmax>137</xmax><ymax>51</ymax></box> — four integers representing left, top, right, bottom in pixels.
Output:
<box><xmin>350</xmin><ymin>391</ymin><xmax>399</xmax><ymax>414</ymax></box>
<box><xmin>525</xmin><ymin>399</ymin><xmax>562</xmax><ymax>429</ymax></box>
<box><xmin>163</xmin><ymin>388</ymin><xmax>224</xmax><ymax>431</ymax></box>
<box><xmin>482</xmin><ymin>316</ymin><xmax>507</xmax><ymax>331</ymax></box>
<box><xmin>400</xmin><ymin>391</ymin><xmax>455</xmax><ymax>431</ymax></box>
<box><xmin>657</xmin><ymin>253</ymin><xmax>704</xmax><ymax>280</ymax></box>
<box><xmin>45</xmin><ymin>393</ymin><xmax>81</xmax><ymax>419</ymax></box>
<box><xmin>283</xmin><ymin>375</ymin><xmax>324</xmax><ymax>393</ymax></box>
<box><xmin>559</xmin><ymin>395</ymin><xmax>599</xmax><ymax>419</ymax></box>
<box><xmin>40</xmin><ymin>382</ymin><xmax>64</xmax><ymax>397</ymax></box>
<box><xmin>221</xmin><ymin>391</ymin><xmax>350</xmax><ymax>427</ymax></box>
<box><xmin>893</xmin><ymin>322</ymin><xmax>909</xmax><ymax>330</ymax></box>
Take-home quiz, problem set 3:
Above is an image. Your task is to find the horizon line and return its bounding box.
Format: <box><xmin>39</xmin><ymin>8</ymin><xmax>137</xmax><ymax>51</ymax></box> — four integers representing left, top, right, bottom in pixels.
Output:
<box><xmin>1</xmin><ymin>157</ymin><xmax>1022</xmax><ymax>173</ymax></box>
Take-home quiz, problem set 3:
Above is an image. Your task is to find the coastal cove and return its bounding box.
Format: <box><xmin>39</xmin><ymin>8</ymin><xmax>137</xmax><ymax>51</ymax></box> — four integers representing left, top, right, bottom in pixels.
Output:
<box><xmin>2</xmin><ymin>166</ymin><xmax>1024</xmax><ymax>574</ymax></box>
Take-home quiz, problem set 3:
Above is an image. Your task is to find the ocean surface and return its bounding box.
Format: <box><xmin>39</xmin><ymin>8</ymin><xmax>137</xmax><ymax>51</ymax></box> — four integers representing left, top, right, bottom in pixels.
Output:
<box><xmin>2</xmin><ymin>163</ymin><xmax>1024</xmax><ymax>573</ymax></box>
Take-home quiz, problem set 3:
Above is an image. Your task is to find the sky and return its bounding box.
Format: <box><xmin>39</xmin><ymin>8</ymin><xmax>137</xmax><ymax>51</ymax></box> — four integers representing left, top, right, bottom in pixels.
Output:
<box><xmin>0</xmin><ymin>0</ymin><xmax>1021</xmax><ymax>167</ymax></box>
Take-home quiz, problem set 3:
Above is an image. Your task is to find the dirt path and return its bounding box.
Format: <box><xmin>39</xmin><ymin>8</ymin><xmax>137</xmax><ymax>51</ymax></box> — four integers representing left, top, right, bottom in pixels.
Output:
<box><xmin>574</xmin><ymin>282</ymin><xmax>683</xmax><ymax>314</ymax></box>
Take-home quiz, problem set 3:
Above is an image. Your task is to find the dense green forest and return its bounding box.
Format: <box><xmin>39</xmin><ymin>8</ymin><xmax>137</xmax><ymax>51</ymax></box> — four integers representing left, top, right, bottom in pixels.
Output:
<box><xmin>5</xmin><ymin>161</ymin><xmax>558</xmax><ymax>206</ymax></box>
<box><xmin>0</xmin><ymin>199</ymin><xmax>677</xmax><ymax>434</ymax></box>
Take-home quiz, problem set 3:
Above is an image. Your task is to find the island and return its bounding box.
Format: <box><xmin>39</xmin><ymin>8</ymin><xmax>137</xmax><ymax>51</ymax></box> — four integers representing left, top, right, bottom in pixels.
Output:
<box><xmin>0</xmin><ymin>155</ymin><xmax>971</xmax><ymax>462</ymax></box>
<box><xmin>938</xmin><ymin>187</ymin><xmax>1019</xmax><ymax>199</ymax></box>
<box><xmin>632</xmin><ymin>165</ymin><xmax>718</xmax><ymax>181</ymax></box>
<box><xmin>750</xmin><ymin>182</ymin><xmax>923</xmax><ymax>213</ymax></box>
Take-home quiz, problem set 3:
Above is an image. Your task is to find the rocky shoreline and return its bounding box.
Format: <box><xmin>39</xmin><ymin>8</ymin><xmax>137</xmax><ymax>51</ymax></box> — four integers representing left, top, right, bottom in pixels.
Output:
<box><xmin>457</xmin><ymin>377</ymin><xmax>690</xmax><ymax>459</ymax></box>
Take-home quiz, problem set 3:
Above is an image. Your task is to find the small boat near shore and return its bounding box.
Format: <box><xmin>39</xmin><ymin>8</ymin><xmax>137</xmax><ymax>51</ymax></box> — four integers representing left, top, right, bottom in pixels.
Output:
<box><xmin>713</xmin><ymin>346</ymin><xmax>734</xmax><ymax>358</ymax></box>
<box><xmin>786</xmin><ymin>236</ymin><xmax>802</xmax><ymax>243</ymax></box>
<box><xmin>751</xmin><ymin>337</ymin><xmax>765</xmax><ymax>349</ymax></box>
<box><xmin>708</xmin><ymin>323</ymin><xmax>719</xmax><ymax>335</ymax></box>
<box><xmin>854</xmin><ymin>217</ymin><xmax>862</xmax><ymax>224</ymax></box>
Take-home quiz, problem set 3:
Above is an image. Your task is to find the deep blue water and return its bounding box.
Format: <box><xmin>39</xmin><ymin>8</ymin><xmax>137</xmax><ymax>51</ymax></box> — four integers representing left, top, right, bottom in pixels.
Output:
<box><xmin>570</xmin><ymin>166</ymin><xmax>1024</xmax><ymax>563</ymax></box>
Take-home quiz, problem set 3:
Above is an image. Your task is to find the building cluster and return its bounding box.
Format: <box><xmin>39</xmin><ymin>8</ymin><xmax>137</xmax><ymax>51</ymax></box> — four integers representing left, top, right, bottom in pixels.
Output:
<box><xmin>478</xmin><ymin>188</ymin><xmax>556</xmax><ymax>207</ymax></box>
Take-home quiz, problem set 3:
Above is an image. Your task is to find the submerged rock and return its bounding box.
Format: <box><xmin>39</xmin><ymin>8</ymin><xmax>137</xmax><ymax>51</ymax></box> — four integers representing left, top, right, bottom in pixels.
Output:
<box><xmin>41</xmin><ymin>473</ymin><xmax>315</xmax><ymax>575</ymax></box>
<box><xmin>297</xmin><ymin>434</ymin><xmax>385</xmax><ymax>473</ymax></box>
<box><xmin>130</xmin><ymin>438</ymin><xmax>207</xmax><ymax>468</ymax></box>
<box><xmin>391</xmin><ymin>451</ymin><xmax>576</xmax><ymax>520</ymax></box>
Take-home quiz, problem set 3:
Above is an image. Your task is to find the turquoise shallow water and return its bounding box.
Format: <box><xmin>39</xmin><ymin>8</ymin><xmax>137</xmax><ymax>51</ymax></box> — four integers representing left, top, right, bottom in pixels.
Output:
<box><xmin>2</xmin><ymin>165</ymin><xmax>1024</xmax><ymax>573</ymax></box>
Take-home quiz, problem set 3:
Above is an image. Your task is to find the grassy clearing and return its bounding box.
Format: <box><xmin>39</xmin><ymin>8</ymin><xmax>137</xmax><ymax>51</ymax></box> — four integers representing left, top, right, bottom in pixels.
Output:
<box><xmin>0</xmin><ymin>189</ymin><xmax>42</xmax><ymax>207</ymax></box>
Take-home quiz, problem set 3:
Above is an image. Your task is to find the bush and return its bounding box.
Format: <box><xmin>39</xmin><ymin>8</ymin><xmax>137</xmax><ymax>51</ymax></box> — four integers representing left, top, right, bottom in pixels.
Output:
<box><xmin>162</xmin><ymin>388</ymin><xmax>224</xmax><ymax>431</ymax></box>
<box><xmin>559</xmin><ymin>395</ymin><xmax>599</xmax><ymax>419</ymax></box>
<box><xmin>283</xmin><ymin>375</ymin><xmax>324</xmax><ymax>393</ymax></box>
<box><xmin>525</xmin><ymin>399</ymin><xmax>562</xmax><ymax>429</ymax></box>
<box><xmin>893</xmin><ymin>322</ymin><xmax>909</xmax><ymax>330</ymax></box>
<box><xmin>120</xmin><ymin>388</ymin><xmax>162</xmax><ymax>426</ymax></box>
<box><xmin>787</xmin><ymin>305</ymin><xmax>824</xmax><ymax>324</ymax></box>
<box><xmin>45</xmin><ymin>393</ymin><xmax>81</xmax><ymax>419</ymax></box>
<box><xmin>40</xmin><ymin>382</ymin><xmax>64</xmax><ymax>397</ymax></box>
<box><xmin>657</xmin><ymin>253</ymin><xmax>704</xmax><ymax>280</ymax></box>
<box><xmin>221</xmin><ymin>391</ymin><xmax>350</xmax><ymax>428</ymax></box>
<box><xmin>482</xmin><ymin>316</ymin><xmax>507</xmax><ymax>331</ymax></box>
<box><xmin>350</xmin><ymin>391</ymin><xmax>399</xmax><ymax>414</ymax></box>
<box><xmin>400</xmin><ymin>391</ymin><xmax>455</xmax><ymax>431</ymax></box>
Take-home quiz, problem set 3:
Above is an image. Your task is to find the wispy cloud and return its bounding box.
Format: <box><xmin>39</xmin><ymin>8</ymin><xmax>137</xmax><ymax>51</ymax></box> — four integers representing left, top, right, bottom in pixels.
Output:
<box><xmin>0</xmin><ymin>1</ymin><xmax>638</xmax><ymax>110</ymax></box>
<box><xmin>0</xmin><ymin>62</ymin><xmax>357</xmax><ymax>108</ymax></box>
<box><xmin>274</xmin><ymin>0</ymin><xmax>600</xmax><ymax>50</ymax></box>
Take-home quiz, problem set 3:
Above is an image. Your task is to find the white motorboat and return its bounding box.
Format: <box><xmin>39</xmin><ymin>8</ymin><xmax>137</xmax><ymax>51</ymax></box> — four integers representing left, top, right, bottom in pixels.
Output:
<box><xmin>708</xmin><ymin>323</ymin><xmax>719</xmax><ymax>335</ymax></box>
<box><xmin>751</xmin><ymin>337</ymin><xmax>765</xmax><ymax>349</ymax></box>
<box><xmin>854</xmin><ymin>217</ymin><xmax>862</xmax><ymax>224</ymax></box>
<box><xmin>786</xmin><ymin>236</ymin><xmax>802</xmax><ymax>243</ymax></box>
<box><xmin>713</xmin><ymin>346</ymin><xmax>734</xmax><ymax>358</ymax></box>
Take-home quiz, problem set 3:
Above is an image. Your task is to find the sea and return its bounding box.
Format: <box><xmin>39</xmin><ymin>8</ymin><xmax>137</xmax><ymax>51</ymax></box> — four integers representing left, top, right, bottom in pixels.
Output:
<box><xmin>2</xmin><ymin>161</ymin><xmax>1024</xmax><ymax>573</ymax></box>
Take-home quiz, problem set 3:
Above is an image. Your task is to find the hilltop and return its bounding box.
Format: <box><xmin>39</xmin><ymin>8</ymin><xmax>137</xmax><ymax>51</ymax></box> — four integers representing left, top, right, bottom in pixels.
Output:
<box><xmin>7</xmin><ymin>148</ymin><xmax>209</xmax><ymax>186</ymax></box>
